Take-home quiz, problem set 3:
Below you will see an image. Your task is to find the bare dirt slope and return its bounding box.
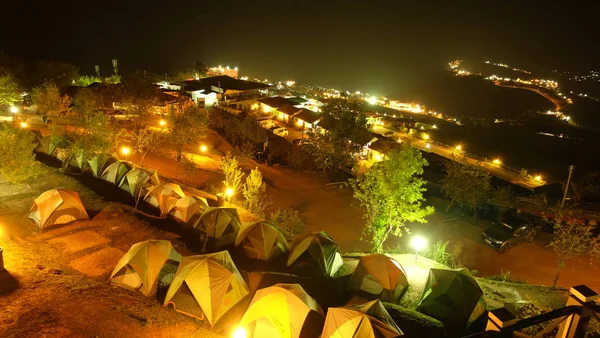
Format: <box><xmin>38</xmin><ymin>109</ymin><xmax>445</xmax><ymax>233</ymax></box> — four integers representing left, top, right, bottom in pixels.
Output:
<box><xmin>0</xmin><ymin>169</ymin><xmax>223</xmax><ymax>338</ymax></box>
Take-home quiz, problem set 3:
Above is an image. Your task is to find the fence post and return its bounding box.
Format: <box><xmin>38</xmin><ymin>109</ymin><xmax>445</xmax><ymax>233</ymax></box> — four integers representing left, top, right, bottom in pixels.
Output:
<box><xmin>486</xmin><ymin>307</ymin><xmax>517</xmax><ymax>336</ymax></box>
<box><xmin>557</xmin><ymin>285</ymin><xmax>599</xmax><ymax>338</ymax></box>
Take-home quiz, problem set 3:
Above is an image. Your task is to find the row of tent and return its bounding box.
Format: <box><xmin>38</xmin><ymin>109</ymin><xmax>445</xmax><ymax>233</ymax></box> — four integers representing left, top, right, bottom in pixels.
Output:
<box><xmin>34</xmin><ymin>136</ymin><xmax>346</xmax><ymax>276</ymax></box>
<box><xmin>109</xmin><ymin>240</ymin><xmax>404</xmax><ymax>337</ymax></box>
<box><xmin>109</xmin><ymin>240</ymin><xmax>486</xmax><ymax>335</ymax></box>
<box><xmin>26</xmin><ymin>187</ymin><xmax>343</xmax><ymax>279</ymax></box>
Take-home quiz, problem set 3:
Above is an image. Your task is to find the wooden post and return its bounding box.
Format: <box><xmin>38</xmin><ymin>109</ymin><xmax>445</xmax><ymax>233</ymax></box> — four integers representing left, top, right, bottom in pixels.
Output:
<box><xmin>486</xmin><ymin>307</ymin><xmax>517</xmax><ymax>336</ymax></box>
<box><xmin>557</xmin><ymin>285</ymin><xmax>599</xmax><ymax>338</ymax></box>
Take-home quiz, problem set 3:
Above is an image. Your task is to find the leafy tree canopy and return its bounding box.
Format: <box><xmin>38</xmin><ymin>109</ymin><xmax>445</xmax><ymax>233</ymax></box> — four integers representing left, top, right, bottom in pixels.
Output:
<box><xmin>351</xmin><ymin>145</ymin><xmax>434</xmax><ymax>252</ymax></box>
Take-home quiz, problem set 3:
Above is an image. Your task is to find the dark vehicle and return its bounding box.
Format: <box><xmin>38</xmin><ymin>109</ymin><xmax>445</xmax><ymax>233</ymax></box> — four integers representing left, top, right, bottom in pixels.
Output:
<box><xmin>481</xmin><ymin>214</ymin><xmax>537</xmax><ymax>253</ymax></box>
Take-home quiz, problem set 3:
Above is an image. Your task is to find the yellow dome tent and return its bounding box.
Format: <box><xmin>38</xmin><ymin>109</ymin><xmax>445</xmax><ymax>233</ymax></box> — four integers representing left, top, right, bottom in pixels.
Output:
<box><xmin>193</xmin><ymin>207</ymin><xmax>241</xmax><ymax>248</ymax></box>
<box><xmin>348</xmin><ymin>254</ymin><xmax>409</xmax><ymax>303</ymax></box>
<box><xmin>28</xmin><ymin>189</ymin><xmax>89</xmax><ymax>230</ymax></box>
<box><xmin>170</xmin><ymin>195</ymin><xmax>209</xmax><ymax>223</ymax></box>
<box><xmin>35</xmin><ymin>135</ymin><xmax>57</xmax><ymax>156</ymax></box>
<box><xmin>101</xmin><ymin>160</ymin><xmax>133</xmax><ymax>185</ymax></box>
<box><xmin>235</xmin><ymin>221</ymin><xmax>288</xmax><ymax>261</ymax></box>
<box><xmin>164</xmin><ymin>251</ymin><xmax>249</xmax><ymax>326</ymax></box>
<box><xmin>144</xmin><ymin>183</ymin><xmax>185</xmax><ymax>216</ymax></box>
<box><xmin>237</xmin><ymin>283</ymin><xmax>325</xmax><ymax>338</ymax></box>
<box><xmin>287</xmin><ymin>232</ymin><xmax>343</xmax><ymax>277</ymax></box>
<box><xmin>87</xmin><ymin>154</ymin><xmax>115</xmax><ymax>177</ymax></box>
<box><xmin>119</xmin><ymin>167</ymin><xmax>160</xmax><ymax>198</ymax></box>
<box><xmin>109</xmin><ymin>240</ymin><xmax>182</xmax><ymax>297</ymax></box>
<box><xmin>321</xmin><ymin>300</ymin><xmax>403</xmax><ymax>338</ymax></box>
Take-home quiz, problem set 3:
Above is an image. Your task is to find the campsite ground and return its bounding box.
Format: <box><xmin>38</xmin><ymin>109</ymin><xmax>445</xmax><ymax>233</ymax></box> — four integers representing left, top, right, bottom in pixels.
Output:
<box><xmin>0</xmin><ymin>169</ymin><xmax>225</xmax><ymax>338</ymax></box>
<box><xmin>1</xmin><ymin>128</ymin><xmax>598</xmax><ymax>337</ymax></box>
<box><xmin>0</xmin><ymin>166</ymin><xmax>571</xmax><ymax>337</ymax></box>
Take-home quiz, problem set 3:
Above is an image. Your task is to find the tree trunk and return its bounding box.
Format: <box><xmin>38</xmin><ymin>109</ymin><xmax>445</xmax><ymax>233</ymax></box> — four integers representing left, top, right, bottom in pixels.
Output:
<box><xmin>140</xmin><ymin>150</ymin><xmax>149</xmax><ymax>168</ymax></box>
<box><xmin>552</xmin><ymin>260</ymin><xmax>564</xmax><ymax>288</ymax></box>
<box><xmin>552</xmin><ymin>266</ymin><xmax>561</xmax><ymax>289</ymax></box>
<box><xmin>445</xmin><ymin>197</ymin><xmax>456</xmax><ymax>212</ymax></box>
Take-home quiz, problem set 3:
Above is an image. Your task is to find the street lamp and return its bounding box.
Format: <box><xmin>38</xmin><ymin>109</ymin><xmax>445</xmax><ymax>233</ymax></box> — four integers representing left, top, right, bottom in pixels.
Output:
<box><xmin>225</xmin><ymin>187</ymin><xmax>234</xmax><ymax>201</ymax></box>
<box><xmin>19</xmin><ymin>122</ymin><xmax>28</xmax><ymax>128</ymax></box>
<box><xmin>410</xmin><ymin>235</ymin><xmax>427</xmax><ymax>261</ymax></box>
<box><xmin>492</xmin><ymin>158</ymin><xmax>501</xmax><ymax>165</ymax></box>
<box><xmin>455</xmin><ymin>144</ymin><xmax>462</xmax><ymax>151</ymax></box>
<box><xmin>534</xmin><ymin>175</ymin><xmax>542</xmax><ymax>182</ymax></box>
<box><xmin>423</xmin><ymin>133</ymin><xmax>430</xmax><ymax>140</ymax></box>
<box><xmin>159</xmin><ymin>119</ymin><xmax>166</xmax><ymax>127</ymax></box>
<box><xmin>425</xmin><ymin>143</ymin><xmax>431</xmax><ymax>149</ymax></box>
<box><xmin>200</xmin><ymin>144</ymin><xmax>208</xmax><ymax>153</ymax></box>
<box><xmin>9</xmin><ymin>106</ymin><xmax>19</xmax><ymax>114</ymax></box>
<box><xmin>121</xmin><ymin>146</ymin><xmax>131</xmax><ymax>161</ymax></box>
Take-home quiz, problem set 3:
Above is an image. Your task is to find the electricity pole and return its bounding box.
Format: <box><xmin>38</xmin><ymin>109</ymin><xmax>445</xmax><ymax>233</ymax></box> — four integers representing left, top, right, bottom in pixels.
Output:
<box><xmin>561</xmin><ymin>165</ymin><xmax>574</xmax><ymax>208</ymax></box>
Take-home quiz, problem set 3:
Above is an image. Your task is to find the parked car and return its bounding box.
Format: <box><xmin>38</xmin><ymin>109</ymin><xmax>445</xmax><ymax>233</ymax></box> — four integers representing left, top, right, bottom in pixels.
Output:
<box><xmin>291</xmin><ymin>139</ymin><xmax>310</xmax><ymax>146</ymax></box>
<box><xmin>481</xmin><ymin>214</ymin><xmax>537</xmax><ymax>253</ymax></box>
<box><xmin>382</xmin><ymin>130</ymin><xmax>394</xmax><ymax>137</ymax></box>
<box><xmin>273</xmin><ymin>127</ymin><xmax>288</xmax><ymax>137</ymax></box>
<box><xmin>259</xmin><ymin>119</ymin><xmax>276</xmax><ymax>129</ymax></box>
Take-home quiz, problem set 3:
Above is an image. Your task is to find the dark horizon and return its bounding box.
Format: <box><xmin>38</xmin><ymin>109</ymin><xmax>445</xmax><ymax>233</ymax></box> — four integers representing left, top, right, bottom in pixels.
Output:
<box><xmin>2</xmin><ymin>1</ymin><xmax>599</xmax><ymax>97</ymax></box>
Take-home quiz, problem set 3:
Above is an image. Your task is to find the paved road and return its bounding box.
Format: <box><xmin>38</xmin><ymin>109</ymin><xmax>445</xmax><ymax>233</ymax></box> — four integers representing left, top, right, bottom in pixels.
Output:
<box><xmin>371</xmin><ymin>126</ymin><xmax>542</xmax><ymax>190</ymax></box>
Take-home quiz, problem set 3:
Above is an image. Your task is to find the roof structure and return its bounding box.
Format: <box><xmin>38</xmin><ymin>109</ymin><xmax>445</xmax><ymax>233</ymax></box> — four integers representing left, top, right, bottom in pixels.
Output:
<box><xmin>369</xmin><ymin>138</ymin><xmax>399</xmax><ymax>154</ymax></box>
<box><xmin>180</xmin><ymin>76</ymin><xmax>269</xmax><ymax>93</ymax></box>
<box><xmin>257</xmin><ymin>96</ymin><xmax>298</xmax><ymax>108</ymax></box>
<box><xmin>277</xmin><ymin>103</ymin><xmax>302</xmax><ymax>116</ymax></box>
<box><xmin>294</xmin><ymin>108</ymin><xmax>321</xmax><ymax>124</ymax></box>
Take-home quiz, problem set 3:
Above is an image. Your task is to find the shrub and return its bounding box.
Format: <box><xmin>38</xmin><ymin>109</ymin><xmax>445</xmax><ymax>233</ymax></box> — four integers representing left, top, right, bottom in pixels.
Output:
<box><xmin>243</xmin><ymin>167</ymin><xmax>270</xmax><ymax>217</ymax></box>
<box><xmin>421</xmin><ymin>240</ymin><xmax>463</xmax><ymax>269</ymax></box>
<box><xmin>269</xmin><ymin>208</ymin><xmax>306</xmax><ymax>241</ymax></box>
<box><xmin>220</xmin><ymin>152</ymin><xmax>244</xmax><ymax>201</ymax></box>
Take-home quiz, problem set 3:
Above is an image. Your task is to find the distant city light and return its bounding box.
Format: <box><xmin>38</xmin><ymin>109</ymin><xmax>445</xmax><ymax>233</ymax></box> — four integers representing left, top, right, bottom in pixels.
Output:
<box><xmin>9</xmin><ymin>106</ymin><xmax>19</xmax><ymax>114</ymax></box>
<box><xmin>423</xmin><ymin>133</ymin><xmax>430</xmax><ymax>140</ymax></box>
<box><xmin>159</xmin><ymin>119</ymin><xmax>166</xmax><ymax>127</ymax></box>
<box><xmin>425</xmin><ymin>143</ymin><xmax>431</xmax><ymax>149</ymax></box>
<box><xmin>19</xmin><ymin>122</ymin><xmax>28</xmax><ymax>128</ymax></box>
<box><xmin>455</xmin><ymin>144</ymin><xmax>462</xmax><ymax>151</ymax></box>
<box><xmin>492</xmin><ymin>158</ymin><xmax>501</xmax><ymax>165</ymax></box>
<box><xmin>367</xmin><ymin>96</ymin><xmax>377</xmax><ymax>105</ymax></box>
<box><xmin>534</xmin><ymin>175</ymin><xmax>542</xmax><ymax>182</ymax></box>
<box><xmin>200</xmin><ymin>145</ymin><xmax>207</xmax><ymax>153</ymax></box>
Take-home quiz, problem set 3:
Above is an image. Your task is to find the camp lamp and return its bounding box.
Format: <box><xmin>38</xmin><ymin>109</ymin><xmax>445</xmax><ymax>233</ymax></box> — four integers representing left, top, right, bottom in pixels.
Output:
<box><xmin>410</xmin><ymin>235</ymin><xmax>427</xmax><ymax>262</ymax></box>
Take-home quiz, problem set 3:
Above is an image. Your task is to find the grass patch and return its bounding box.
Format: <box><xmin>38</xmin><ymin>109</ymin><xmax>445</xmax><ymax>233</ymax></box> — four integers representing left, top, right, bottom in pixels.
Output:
<box><xmin>384</xmin><ymin>302</ymin><xmax>445</xmax><ymax>337</ymax></box>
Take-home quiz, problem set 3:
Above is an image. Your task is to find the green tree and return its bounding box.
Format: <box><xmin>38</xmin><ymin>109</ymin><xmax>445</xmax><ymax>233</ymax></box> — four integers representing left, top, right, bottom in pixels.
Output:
<box><xmin>489</xmin><ymin>185</ymin><xmax>515</xmax><ymax>219</ymax></box>
<box><xmin>32</xmin><ymin>82</ymin><xmax>71</xmax><ymax>117</ymax></box>
<box><xmin>306</xmin><ymin>99</ymin><xmax>367</xmax><ymax>179</ymax></box>
<box><xmin>0</xmin><ymin>72</ymin><xmax>21</xmax><ymax>106</ymax></box>
<box><xmin>73</xmin><ymin>75</ymin><xmax>100</xmax><ymax>87</ymax></box>
<box><xmin>220</xmin><ymin>152</ymin><xmax>244</xmax><ymax>198</ymax></box>
<box><xmin>181</xmin><ymin>154</ymin><xmax>197</xmax><ymax>185</ymax></box>
<box><xmin>441</xmin><ymin>158</ymin><xmax>492</xmax><ymax>216</ymax></box>
<box><xmin>129</xmin><ymin>128</ymin><xmax>166</xmax><ymax>167</ymax></box>
<box><xmin>104</xmin><ymin>74</ymin><xmax>122</xmax><ymax>84</ymax></box>
<box><xmin>550</xmin><ymin>219</ymin><xmax>600</xmax><ymax>288</ymax></box>
<box><xmin>243</xmin><ymin>167</ymin><xmax>269</xmax><ymax>216</ymax></box>
<box><xmin>0</xmin><ymin>124</ymin><xmax>45</xmax><ymax>183</ymax></box>
<box><xmin>269</xmin><ymin>208</ymin><xmax>306</xmax><ymax>241</ymax></box>
<box><xmin>194</xmin><ymin>60</ymin><xmax>208</xmax><ymax>78</ymax></box>
<box><xmin>51</xmin><ymin>88</ymin><xmax>120</xmax><ymax>168</ymax></box>
<box><xmin>350</xmin><ymin>145</ymin><xmax>434</xmax><ymax>253</ymax></box>
<box><xmin>167</xmin><ymin>102</ymin><xmax>208</xmax><ymax>161</ymax></box>
<box><xmin>32</xmin><ymin>60</ymin><xmax>78</xmax><ymax>89</ymax></box>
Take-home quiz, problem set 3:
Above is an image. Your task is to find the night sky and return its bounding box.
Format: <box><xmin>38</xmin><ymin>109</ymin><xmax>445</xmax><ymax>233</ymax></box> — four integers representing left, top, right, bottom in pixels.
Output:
<box><xmin>2</xmin><ymin>1</ymin><xmax>599</xmax><ymax>97</ymax></box>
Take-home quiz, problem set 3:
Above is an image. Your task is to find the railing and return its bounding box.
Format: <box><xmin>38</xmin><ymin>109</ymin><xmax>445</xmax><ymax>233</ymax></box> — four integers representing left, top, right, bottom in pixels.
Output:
<box><xmin>465</xmin><ymin>285</ymin><xmax>599</xmax><ymax>338</ymax></box>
